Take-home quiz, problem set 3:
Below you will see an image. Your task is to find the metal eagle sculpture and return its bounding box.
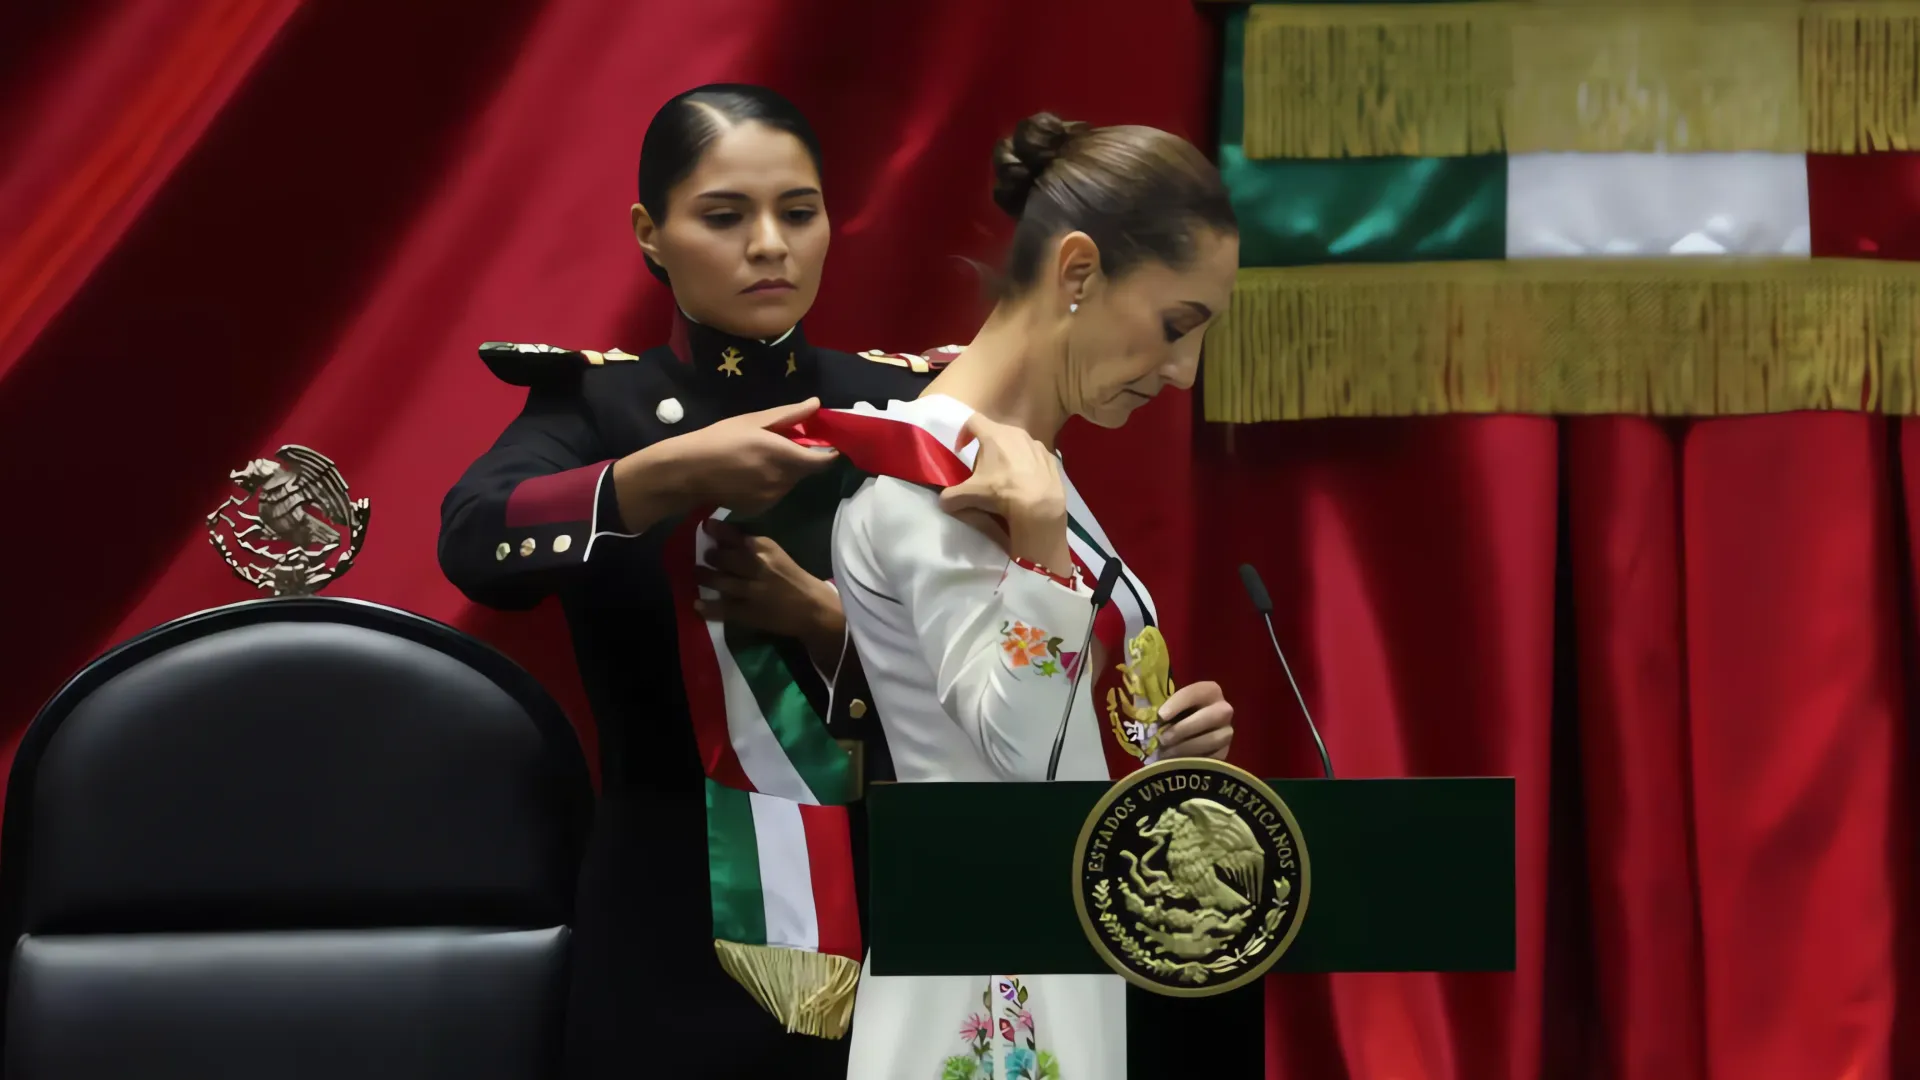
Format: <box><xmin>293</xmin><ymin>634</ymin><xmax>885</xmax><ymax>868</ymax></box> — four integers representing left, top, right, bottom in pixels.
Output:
<box><xmin>206</xmin><ymin>444</ymin><xmax>370</xmax><ymax>596</ymax></box>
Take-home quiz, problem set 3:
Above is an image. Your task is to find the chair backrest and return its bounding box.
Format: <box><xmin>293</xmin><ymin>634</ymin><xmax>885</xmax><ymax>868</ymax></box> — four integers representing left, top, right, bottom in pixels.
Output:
<box><xmin>0</xmin><ymin>597</ymin><xmax>594</xmax><ymax>1080</ymax></box>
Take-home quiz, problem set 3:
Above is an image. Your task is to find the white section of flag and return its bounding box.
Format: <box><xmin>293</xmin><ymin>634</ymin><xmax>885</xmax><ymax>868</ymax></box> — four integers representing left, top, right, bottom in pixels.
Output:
<box><xmin>1507</xmin><ymin>153</ymin><xmax>1812</xmax><ymax>258</ymax></box>
<box><xmin>697</xmin><ymin>508</ymin><xmax>817</xmax><ymax>804</ymax></box>
<box><xmin>749</xmin><ymin>792</ymin><xmax>819</xmax><ymax>951</ymax></box>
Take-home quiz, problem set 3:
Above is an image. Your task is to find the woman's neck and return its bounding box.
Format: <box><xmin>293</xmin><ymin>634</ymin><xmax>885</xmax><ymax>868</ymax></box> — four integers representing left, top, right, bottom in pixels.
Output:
<box><xmin>925</xmin><ymin>300</ymin><xmax>1068</xmax><ymax>450</ymax></box>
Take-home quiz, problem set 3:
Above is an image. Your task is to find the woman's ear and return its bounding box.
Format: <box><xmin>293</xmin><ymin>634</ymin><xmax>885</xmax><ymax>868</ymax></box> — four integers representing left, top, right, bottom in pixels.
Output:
<box><xmin>1054</xmin><ymin>231</ymin><xmax>1100</xmax><ymax>308</ymax></box>
<box><xmin>632</xmin><ymin>203</ymin><xmax>663</xmax><ymax>263</ymax></box>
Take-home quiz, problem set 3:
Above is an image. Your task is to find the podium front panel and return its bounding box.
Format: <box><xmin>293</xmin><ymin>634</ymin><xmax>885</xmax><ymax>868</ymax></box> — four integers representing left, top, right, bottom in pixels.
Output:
<box><xmin>867</xmin><ymin>777</ymin><xmax>1515</xmax><ymax>977</ymax></box>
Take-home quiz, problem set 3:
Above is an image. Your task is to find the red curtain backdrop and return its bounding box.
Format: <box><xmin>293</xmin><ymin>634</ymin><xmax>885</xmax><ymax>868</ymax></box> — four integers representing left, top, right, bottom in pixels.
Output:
<box><xmin>2</xmin><ymin>3</ymin><xmax>1913</xmax><ymax>1079</ymax></box>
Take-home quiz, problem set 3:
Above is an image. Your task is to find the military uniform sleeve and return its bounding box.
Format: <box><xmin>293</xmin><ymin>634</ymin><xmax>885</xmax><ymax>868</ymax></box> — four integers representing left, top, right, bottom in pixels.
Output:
<box><xmin>840</xmin><ymin>475</ymin><xmax>1093</xmax><ymax>781</ymax></box>
<box><xmin>439</xmin><ymin>382</ymin><xmax>653</xmax><ymax>610</ymax></box>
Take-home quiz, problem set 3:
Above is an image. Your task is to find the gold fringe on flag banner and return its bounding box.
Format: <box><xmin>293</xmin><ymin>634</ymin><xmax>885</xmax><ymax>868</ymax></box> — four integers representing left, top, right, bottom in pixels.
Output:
<box><xmin>1242</xmin><ymin>2</ymin><xmax>1920</xmax><ymax>158</ymax></box>
<box><xmin>1204</xmin><ymin>259</ymin><xmax>1920</xmax><ymax>422</ymax></box>
<box><xmin>713</xmin><ymin>939</ymin><xmax>860</xmax><ymax>1038</ymax></box>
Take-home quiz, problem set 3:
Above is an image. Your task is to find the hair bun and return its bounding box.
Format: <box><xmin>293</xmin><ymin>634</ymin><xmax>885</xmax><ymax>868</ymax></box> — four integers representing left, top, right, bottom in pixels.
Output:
<box><xmin>991</xmin><ymin>112</ymin><xmax>1088</xmax><ymax>219</ymax></box>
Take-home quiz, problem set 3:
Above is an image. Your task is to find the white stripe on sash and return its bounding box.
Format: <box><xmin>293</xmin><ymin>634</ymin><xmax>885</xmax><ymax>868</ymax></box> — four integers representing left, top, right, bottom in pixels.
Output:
<box><xmin>697</xmin><ymin>509</ymin><xmax>818</xmax><ymax>804</ymax></box>
<box><xmin>749</xmin><ymin>792</ymin><xmax>819</xmax><ymax>950</ymax></box>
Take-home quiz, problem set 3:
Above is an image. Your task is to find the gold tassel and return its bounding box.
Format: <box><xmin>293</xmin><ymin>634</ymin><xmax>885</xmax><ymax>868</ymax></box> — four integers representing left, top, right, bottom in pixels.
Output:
<box><xmin>1204</xmin><ymin>259</ymin><xmax>1920</xmax><ymax>422</ymax></box>
<box><xmin>1242</xmin><ymin>2</ymin><xmax>1920</xmax><ymax>159</ymax></box>
<box><xmin>712</xmin><ymin>940</ymin><xmax>861</xmax><ymax>1038</ymax></box>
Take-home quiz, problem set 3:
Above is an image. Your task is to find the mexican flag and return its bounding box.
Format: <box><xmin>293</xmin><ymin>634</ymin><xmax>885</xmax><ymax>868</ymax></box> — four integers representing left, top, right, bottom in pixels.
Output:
<box><xmin>1204</xmin><ymin>2</ymin><xmax>1920</xmax><ymax>424</ymax></box>
<box><xmin>666</xmin><ymin>401</ymin><xmax>975</xmax><ymax>1039</ymax></box>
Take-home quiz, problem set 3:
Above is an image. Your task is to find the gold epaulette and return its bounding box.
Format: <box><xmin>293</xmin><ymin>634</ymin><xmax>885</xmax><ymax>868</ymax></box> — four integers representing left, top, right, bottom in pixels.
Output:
<box><xmin>478</xmin><ymin>341</ymin><xmax>641</xmax><ymax>386</ymax></box>
<box><xmin>856</xmin><ymin>346</ymin><xmax>962</xmax><ymax>374</ymax></box>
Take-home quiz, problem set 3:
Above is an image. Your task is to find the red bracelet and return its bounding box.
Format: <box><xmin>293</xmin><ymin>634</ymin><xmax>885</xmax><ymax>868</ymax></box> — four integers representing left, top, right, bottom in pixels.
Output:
<box><xmin>1011</xmin><ymin>556</ymin><xmax>1079</xmax><ymax>590</ymax></box>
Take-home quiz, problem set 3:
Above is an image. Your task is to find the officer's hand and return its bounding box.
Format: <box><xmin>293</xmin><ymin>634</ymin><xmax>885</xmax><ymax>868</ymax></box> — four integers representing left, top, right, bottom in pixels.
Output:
<box><xmin>695</xmin><ymin>520</ymin><xmax>845</xmax><ymax>668</ymax></box>
<box><xmin>673</xmin><ymin>398</ymin><xmax>839</xmax><ymax>514</ymax></box>
<box><xmin>614</xmin><ymin>399</ymin><xmax>837</xmax><ymax>528</ymax></box>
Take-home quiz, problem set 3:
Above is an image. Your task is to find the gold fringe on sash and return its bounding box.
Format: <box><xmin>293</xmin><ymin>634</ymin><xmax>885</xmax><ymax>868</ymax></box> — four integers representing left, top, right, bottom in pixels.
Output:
<box><xmin>713</xmin><ymin>939</ymin><xmax>861</xmax><ymax>1038</ymax></box>
<box><xmin>1242</xmin><ymin>2</ymin><xmax>1920</xmax><ymax>158</ymax></box>
<box><xmin>1203</xmin><ymin>259</ymin><xmax>1920</xmax><ymax>422</ymax></box>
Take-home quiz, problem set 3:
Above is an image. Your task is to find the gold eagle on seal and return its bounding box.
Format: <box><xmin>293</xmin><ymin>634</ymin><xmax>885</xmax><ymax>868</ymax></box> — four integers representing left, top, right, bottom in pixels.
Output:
<box><xmin>1121</xmin><ymin>798</ymin><xmax>1279</xmax><ymax>959</ymax></box>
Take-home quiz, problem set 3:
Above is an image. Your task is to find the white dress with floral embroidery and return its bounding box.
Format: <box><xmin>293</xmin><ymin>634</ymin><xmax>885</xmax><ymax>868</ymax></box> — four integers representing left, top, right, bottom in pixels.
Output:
<box><xmin>832</xmin><ymin>395</ymin><xmax>1149</xmax><ymax>1080</ymax></box>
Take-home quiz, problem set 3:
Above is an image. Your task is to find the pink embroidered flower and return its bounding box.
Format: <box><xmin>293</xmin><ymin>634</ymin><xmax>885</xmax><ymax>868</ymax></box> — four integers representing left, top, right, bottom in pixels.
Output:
<box><xmin>999</xmin><ymin>1018</ymin><xmax>1017</xmax><ymax>1042</ymax></box>
<box><xmin>960</xmin><ymin>1013</ymin><xmax>991</xmax><ymax>1041</ymax></box>
<box><xmin>1018</xmin><ymin>1009</ymin><xmax>1034</xmax><ymax>1031</ymax></box>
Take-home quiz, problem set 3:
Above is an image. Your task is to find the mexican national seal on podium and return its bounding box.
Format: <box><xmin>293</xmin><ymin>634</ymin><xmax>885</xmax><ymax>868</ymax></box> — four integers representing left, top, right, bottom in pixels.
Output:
<box><xmin>1073</xmin><ymin>758</ymin><xmax>1310</xmax><ymax>996</ymax></box>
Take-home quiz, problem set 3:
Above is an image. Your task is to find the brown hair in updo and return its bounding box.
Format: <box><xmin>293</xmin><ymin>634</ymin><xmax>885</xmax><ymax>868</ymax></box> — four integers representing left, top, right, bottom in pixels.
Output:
<box><xmin>990</xmin><ymin>112</ymin><xmax>1236</xmax><ymax>293</ymax></box>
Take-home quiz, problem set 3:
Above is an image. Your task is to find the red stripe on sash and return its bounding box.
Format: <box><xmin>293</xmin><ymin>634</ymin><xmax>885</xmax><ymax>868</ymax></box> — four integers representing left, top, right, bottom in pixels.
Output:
<box><xmin>779</xmin><ymin>409</ymin><xmax>972</xmax><ymax>489</ymax></box>
<box><xmin>798</xmin><ymin>803</ymin><xmax>862</xmax><ymax>961</ymax></box>
<box><xmin>665</xmin><ymin>513</ymin><xmax>753</xmax><ymax>792</ymax></box>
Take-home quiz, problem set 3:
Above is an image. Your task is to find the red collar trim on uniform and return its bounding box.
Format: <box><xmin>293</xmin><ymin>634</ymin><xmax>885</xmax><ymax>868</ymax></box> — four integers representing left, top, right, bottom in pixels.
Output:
<box><xmin>668</xmin><ymin>310</ymin><xmax>694</xmax><ymax>365</ymax></box>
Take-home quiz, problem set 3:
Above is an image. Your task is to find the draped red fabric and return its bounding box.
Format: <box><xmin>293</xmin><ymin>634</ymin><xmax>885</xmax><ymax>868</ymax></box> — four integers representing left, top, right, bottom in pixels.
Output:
<box><xmin>1216</xmin><ymin>417</ymin><xmax>1560</xmax><ymax>1080</ymax></box>
<box><xmin>5</xmin><ymin>3</ymin><xmax>1917</xmax><ymax>1079</ymax></box>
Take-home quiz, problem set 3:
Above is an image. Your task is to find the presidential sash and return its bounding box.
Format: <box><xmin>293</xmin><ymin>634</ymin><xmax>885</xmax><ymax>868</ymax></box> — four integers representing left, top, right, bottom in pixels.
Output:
<box><xmin>670</xmin><ymin>397</ymin><xmax>1160</xmax><ymax>1037</ymax></box>
<box><xmin>664</xmin><ymin>404</ymin><xmax>972</xmax><ymax>1038</ymax></box>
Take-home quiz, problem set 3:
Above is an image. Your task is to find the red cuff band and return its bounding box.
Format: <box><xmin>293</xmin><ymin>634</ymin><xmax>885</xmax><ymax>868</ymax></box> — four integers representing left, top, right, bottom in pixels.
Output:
<box><xmin>1011</xmin><ymin>556</ymin><xmax>1079</xmax><ymax>590</ymax></box>
<box><xmin>506</xmin><ymin>462</ymin><xmax>610</xmax><ymax>528</ymax></box>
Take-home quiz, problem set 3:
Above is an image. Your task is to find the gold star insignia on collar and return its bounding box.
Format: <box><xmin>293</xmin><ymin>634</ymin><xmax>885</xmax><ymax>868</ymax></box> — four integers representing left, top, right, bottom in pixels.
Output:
<box><xmin>717</xmin><ymin>346</ymin><xmax>744</xmax><ymax>377</ymax></box>
<box><xmin>785</xmin><ymin>351</ymin><xmax>797</xmax><ymax>377</ymax></box>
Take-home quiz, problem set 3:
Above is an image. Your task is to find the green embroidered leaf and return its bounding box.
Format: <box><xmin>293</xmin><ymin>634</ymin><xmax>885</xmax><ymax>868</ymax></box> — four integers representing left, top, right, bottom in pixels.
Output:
<box><xmin>942</xmin><ymin>1055</ymin><xmax>979</xmax><ymax>1080</ymax></box>
<box><xmin>1016</xmin><ymin>983</ymin><xmax>1029</xmax><ymax>1006</ymax></box>
<box><xmin>1038</xmin><ymin>1050</ymin><xmax>1061</xmax><ymax>1079</ymax></box>
<box><xmin>1046</xmin><ymin>637</ymin><xmax>1063</xmax><ymax>656</ymax></box>
<box><xmin>1036</xmin><ymin>659</ymin><xmax>1060</xmax><ymax>677</ymax></box>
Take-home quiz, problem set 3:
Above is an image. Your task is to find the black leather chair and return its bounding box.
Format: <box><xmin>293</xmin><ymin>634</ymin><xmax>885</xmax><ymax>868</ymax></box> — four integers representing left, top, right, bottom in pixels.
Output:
<box><xmin>0</xmin><ymin>597</ymin><xmax>594</xmax><ymax>1080</ymax></box>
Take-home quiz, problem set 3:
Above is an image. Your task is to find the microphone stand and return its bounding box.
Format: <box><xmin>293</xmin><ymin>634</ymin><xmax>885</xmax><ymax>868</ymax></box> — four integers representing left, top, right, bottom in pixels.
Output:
<box><xmin>1044</xmin><ymin>559</ymin><xmax>1123</xmax><ymax>782</ymax></box>
<box><xmin>1239</xmin><ymin>563</ymin><xmax>1335</xmax><ymax>780</ymax></box>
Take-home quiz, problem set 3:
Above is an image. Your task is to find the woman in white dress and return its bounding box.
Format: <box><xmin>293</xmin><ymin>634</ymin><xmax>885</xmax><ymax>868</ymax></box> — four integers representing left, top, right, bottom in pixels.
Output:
<box><xmin>829</xmin><ymin>112</ymin><xmax>1243</xmax><ymax>1080</ymax></box>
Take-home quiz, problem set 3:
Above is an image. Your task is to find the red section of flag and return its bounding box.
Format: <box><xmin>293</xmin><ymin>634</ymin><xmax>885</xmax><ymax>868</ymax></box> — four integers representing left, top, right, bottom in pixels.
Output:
<box><xmin>798</xmin><ymin>802</ymin><xmax>862</xmax><ymax>962</ymax></box>
<box><xmin>665</xmin><ymin>513</ymin><xmax>752</xmax><ymax>792</ymax></box>
<box><xmin>1807</xmin><ymin>153</ymin><xmax>1920</xmax><ymax>260</ymax></box>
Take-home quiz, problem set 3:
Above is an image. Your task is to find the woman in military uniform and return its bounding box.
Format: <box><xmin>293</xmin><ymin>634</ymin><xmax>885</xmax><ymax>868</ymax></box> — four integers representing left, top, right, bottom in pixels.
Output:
<box><xmin>438</xmin><ymin>84</ymin><xmax>937</xmax><ymax>1079</ymax></box>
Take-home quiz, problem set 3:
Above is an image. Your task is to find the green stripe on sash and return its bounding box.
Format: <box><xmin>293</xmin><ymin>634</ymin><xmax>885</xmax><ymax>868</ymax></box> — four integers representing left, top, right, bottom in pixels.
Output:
<box><xmin>706</xmin><ymin>779</ymin><xmax>769</xmax><ymax>947</ymax></box>
<box><xmin>728</xmin><ymin>641</ymin><xmax>856</xmax><ymax>804</ymax></box>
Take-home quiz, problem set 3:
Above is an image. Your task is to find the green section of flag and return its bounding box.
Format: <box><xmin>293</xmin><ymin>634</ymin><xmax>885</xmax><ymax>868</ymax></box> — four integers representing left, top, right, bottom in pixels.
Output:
<box><xmin>718</xmin><ymin>459</ymin><xmax>857</xmax><ymax>805</ymax></box>
<box><xmin>1220</xmin><ymin>7</ymin><xmax>1506</xmax><ymax>267</ymax></box>
<box><xmin>706</xmin><ymin>780</ymin><xmax>769</xmax><ymax>946</ymax></box>
<box><xmin>730</xmin><ymin>642</ymin><xmax>855</xmax><ymax>804</ymax></box>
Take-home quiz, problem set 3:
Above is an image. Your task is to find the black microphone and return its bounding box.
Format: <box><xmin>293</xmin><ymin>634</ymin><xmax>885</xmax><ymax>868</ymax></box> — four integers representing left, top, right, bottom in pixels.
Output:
<box><xmin>1045</xmin><ymin>558</ymin><xmax>1125</xmax><ymax>782</ymax></box>
<box><xmin>1239</xmin><ymin>563</ymin><xmax>1335</xmax><ymax>780</ymax></box>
